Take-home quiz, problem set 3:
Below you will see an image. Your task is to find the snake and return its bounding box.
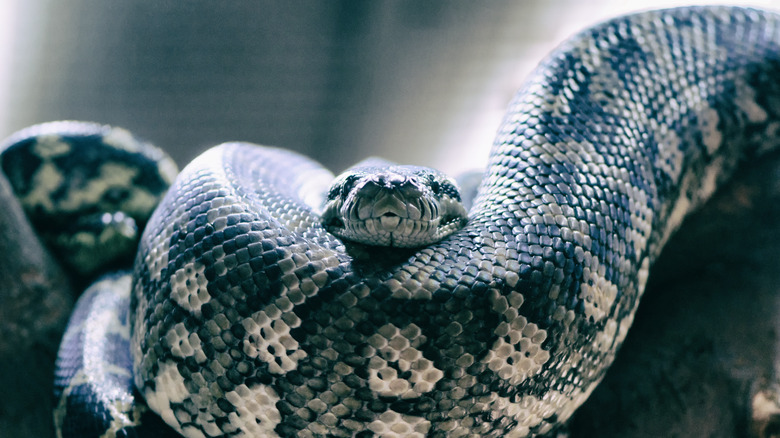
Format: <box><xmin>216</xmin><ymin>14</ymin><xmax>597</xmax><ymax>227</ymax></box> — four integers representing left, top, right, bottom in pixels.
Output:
<box><xmin>2</xmin><ymin>5</ymin><xmax>780</xmax><ymax>438</ymax></box>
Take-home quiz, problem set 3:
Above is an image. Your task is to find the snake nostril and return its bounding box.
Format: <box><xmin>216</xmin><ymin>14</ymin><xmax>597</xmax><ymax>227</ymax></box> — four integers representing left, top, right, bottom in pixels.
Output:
<box><xmin>386</xmin><ymin>173</ymin><xmax>406</xmax><ymax>185</ymax></box>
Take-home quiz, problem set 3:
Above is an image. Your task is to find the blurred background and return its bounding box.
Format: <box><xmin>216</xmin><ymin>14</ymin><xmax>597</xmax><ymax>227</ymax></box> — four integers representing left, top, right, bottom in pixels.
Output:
<box><xmin>0</xmin><ymin>0</ymin><xmax>777</xmax><ymax>176</ymax></box>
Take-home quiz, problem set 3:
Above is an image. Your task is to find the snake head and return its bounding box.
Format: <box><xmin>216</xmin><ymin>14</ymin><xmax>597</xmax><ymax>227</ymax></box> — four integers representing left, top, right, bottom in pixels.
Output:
<box><xmin>321</xmin><ymin>161</ymin><xmax>468</xmax><ymax>247</ymax></box>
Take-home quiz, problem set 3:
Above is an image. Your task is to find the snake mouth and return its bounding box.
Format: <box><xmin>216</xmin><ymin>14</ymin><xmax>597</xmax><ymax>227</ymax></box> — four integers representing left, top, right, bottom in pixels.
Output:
<box><xmin>322</xmin><ymin>190</ymin><xmax>469</xmax><ymax>247</ymax></box>
<box><xmin>379</xmin><ymin>212</ymin><xmax>401</xmax><ymax>230</ymax></box>
<box><xmin>325</xmin><ymin>213</ymin><xmax>467</xmax><ymax>248</ymax></box>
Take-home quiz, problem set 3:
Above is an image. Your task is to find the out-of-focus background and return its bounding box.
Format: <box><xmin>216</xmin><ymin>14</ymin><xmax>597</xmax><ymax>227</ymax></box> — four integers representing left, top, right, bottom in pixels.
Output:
<box><xmin>1</xmin><ymin>0</ymin><xmax>777</xmax><ymax>175</ymax></box>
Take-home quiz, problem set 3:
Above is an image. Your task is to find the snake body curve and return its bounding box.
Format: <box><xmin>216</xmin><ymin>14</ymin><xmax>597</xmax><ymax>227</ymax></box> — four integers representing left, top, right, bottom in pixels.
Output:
<box><xmin>0</xmin><ymin>122</ymin><xmax>177</xmax><ymax>282</ymax></box>
<box><xmin>130</xmin><ymin>6</ymin><xmax>780</xmax><ymax>437</ymax></box>
<box><xmin>0</xmin><ymin>122</ymin><xmax>180</xmax><ymax>437</ymax></box>
<box><xmin>20</xmin><ymin>5</ymin><xmax>780</xmax><ymax>438</ymax></box>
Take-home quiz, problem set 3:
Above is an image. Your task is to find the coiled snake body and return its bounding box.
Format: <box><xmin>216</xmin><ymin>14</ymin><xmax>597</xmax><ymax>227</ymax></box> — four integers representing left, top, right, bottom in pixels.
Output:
<box><xmin>7</xmin><ymin>6</ymin><xmax>780</xmax><ymax>437</ymax></box>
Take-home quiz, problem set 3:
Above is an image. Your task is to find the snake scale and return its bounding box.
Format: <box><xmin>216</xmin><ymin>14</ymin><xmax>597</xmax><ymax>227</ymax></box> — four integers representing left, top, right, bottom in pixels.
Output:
<box><xmin>3</xmin><ymin>5</ymin><xmax>780</xmax><ymax>437</ymax></box>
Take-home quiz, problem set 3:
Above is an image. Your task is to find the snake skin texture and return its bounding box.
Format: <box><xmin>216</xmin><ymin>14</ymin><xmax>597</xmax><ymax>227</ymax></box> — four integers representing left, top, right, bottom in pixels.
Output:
<box><xmin>27</xmin><ymin>5</ymin><xmax>780</xmax><ymax>438</ymax></box>
<box><xmin>0</xmin><ymin>122</ymin><xmax>184</xmax><ymax>438</ymax></box>
<box><xmin>53</xmin><ymin>272</ymin><xmax>181</xmax><ymax>438</ymax></box>
<box><xmin>128</xmin><ymin>6</ymin><xmax>780</xmax><ymax>437</ymax></box>
<box><xmin>0</xmin><ymin>121</ymin><xmax>177</xmax><ymax>281</ymax></box>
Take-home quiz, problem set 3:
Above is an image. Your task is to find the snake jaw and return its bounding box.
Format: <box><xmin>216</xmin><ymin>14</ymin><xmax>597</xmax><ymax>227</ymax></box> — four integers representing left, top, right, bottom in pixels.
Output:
<box><xmin>321</xmin><ymin>164</ymin><xmax>467</xmax><ymax>247</ymax></box>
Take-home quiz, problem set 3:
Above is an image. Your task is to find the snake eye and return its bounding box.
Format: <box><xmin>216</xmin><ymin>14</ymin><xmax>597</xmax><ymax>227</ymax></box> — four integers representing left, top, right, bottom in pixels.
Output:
<box><xmin>327</xmin><ymin>185</ymin><xmax>341</xmax><ymax>201</ymax></box>
<box><xmin>341</xmin><ymin>175</ymin><xmax>359</xmax><ymax>197</ymax></box>
<box><xmin>429</xmin><ymin>176</ymin><xmax>441</xmax><ymax>195</ymax></box>
<box><xmin>328</xmin><ymin>174</ymin><xmax>360</xmax><ymax>201</ymax></box>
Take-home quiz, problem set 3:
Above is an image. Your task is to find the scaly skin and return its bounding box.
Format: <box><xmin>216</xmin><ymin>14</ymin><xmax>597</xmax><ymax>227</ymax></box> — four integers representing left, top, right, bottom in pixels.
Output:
<box><xmin>43</xmin><ymin>6</ymin><xmax>780</xmax><ymax>437</ymax></box>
